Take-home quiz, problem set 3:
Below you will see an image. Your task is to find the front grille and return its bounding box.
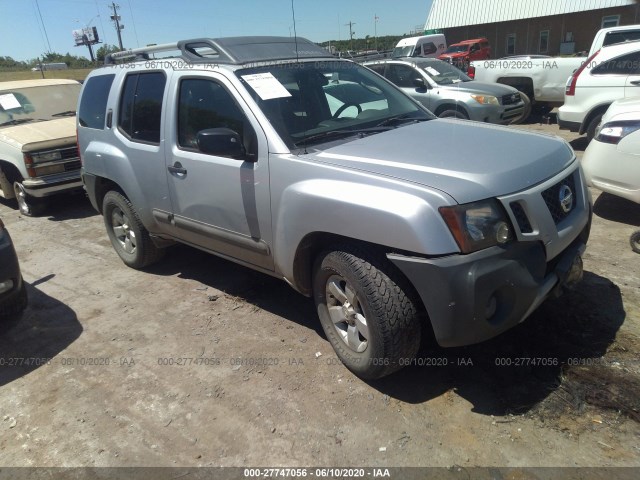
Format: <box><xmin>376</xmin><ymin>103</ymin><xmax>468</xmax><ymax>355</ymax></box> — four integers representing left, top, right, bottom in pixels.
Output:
<box><xmin>60</xmin><ymin>146</ymin><xmax>79</xmax><ymax>160</ymax></box>
<box><xmin>510</xmin><ymin>201</ymin><xmax>532</xmax><ymax>233</ymax></box>
<box><xmin>64</xmin><ymin>160</ymin><xmax>82</xmax><ymax>172</ymax></box>
<box><xmin>501</xmin><ymin>93</ymin><xmax>520</xmax><ymax>106</ymax></box>
<box><xmin>541</xmin><ymin>173</ymin><xmax>576</xmax><ymax>224</ymax></box>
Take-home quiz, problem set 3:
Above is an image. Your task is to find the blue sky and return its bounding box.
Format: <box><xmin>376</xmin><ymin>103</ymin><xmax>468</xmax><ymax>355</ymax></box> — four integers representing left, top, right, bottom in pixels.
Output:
<box><xmin>0</xmin><ymin>0</ymin><xmax>434</xmax><ymax>61</ymax></box>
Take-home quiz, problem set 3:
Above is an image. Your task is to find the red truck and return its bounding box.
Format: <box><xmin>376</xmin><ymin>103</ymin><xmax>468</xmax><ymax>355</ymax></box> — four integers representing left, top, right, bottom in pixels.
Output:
<box><xmin>439</xmin><ymin>38</ymin><xmax>491</xmax><ymax>65</ymax></box>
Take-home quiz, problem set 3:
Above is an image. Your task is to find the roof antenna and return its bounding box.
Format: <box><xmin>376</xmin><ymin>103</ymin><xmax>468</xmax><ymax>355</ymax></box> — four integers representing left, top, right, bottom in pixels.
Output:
<box><xmin>291</xmin><ymin>0</ymin><xmax>299</xmax><ymax>62</ymax></box>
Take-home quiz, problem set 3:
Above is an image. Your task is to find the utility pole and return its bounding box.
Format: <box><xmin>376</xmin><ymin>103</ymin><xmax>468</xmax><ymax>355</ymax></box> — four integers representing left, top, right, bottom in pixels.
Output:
<box><xmin>374</xmin><ymin>15</ymin><xmax>379</xmax><ymax>51</ymax></box>
<box><xmin>345</xmin><ymin>21</ymin><xmax>356</xmax><ymax>51</ymax></box>
<box><xmin>109</xmin><ymin>2</ymin><xmax>124</xmax><ymax>50</ymax></box>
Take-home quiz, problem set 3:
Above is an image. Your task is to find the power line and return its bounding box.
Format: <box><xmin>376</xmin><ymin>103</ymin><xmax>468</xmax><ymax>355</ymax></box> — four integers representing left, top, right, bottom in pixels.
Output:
<box><xmin>126</xmin><ymin>0</ymin><xmax>140</xmax><ymax>48</ymax></box>
<box><xmin>34</xmin><ymin>0</ymin><xmax>52</xmax><ymax>52</ymax></box>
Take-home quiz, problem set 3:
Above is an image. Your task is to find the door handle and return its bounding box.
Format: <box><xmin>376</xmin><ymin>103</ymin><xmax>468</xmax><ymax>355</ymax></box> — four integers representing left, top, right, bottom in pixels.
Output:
<box><xmin>630</xmin><ymin>80</ymin><xmax>640</xmax><ymax>85</ymax></box>
<box><xmin>168</xmin><ymin>162</ymin><xmax>187</xmax><ymax>176</ymax></box>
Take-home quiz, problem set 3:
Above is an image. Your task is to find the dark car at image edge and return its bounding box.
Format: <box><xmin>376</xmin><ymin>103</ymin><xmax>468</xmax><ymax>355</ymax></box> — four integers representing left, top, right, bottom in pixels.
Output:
<box><xmin>0</xmin><ymin>217</ymin><xmax>27</xmax><ymax>326</ymax></box>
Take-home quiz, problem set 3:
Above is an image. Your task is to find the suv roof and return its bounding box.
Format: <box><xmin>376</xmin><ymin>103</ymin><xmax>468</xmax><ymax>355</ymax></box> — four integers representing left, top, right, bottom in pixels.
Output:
<box><xmin>452</xmin><ymin>38</ymin><xmax>488</xmax><ymax>45</ymax></box>
<box><xmin>106</xmin><ymin>36</ymin><xmax>333</xmax><ymax>66</ymax></box>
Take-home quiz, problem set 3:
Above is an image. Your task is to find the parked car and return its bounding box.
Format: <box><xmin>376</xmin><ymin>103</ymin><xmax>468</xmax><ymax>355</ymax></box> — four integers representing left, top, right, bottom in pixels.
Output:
<box><xmin>470</xmin><ymin>24</ymin><xmax>640</xmax><ymax>122</ymax></box>
<box><xmin>364</xmin><ymin>58</ymin><xmax>525</xmax><ymax>124</ymax></box>
<box><xmin>559</xmin><ymin>40</ymin><xmax>640</xmax><ymax>140</ymax></box>
<box><xmin>0</xmin><ymin>217</ymin><xmax>27</xmax><ymax>325</ymax></box>
<box><xmin>581</xmin><ymin>97</ymin><xmax>640</xmax><ymax>203</ymax></box>
<box><xmin>78</xmin><ymin>36</ymin><xmax>591</xmax><ymax>379</ymax></box>
<box><xmin>438</xmin><ymin>37</ymin><xmax>491</xmax><ymax>66</ymax></box>
<box><xmin>392</xmin><ymin>34</ymin><xmax>447</xmax><ymax>59</ymax></box>
<box><xmin>0</xmin><ymin>79</ymin><xmax>83</xmax><ymax>216</ymax></box>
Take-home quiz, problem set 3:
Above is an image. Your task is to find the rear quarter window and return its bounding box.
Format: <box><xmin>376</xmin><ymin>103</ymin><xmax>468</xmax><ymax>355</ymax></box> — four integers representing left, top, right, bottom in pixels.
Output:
<box><xmin>78</xmin><ymin>74</ymin><xmax>115</xmax><ymax>129</ymax></box>
<box><xmin>118</xmin><ymin>71</ymin><xmax>166</xmax><ymax>144</ymax></box>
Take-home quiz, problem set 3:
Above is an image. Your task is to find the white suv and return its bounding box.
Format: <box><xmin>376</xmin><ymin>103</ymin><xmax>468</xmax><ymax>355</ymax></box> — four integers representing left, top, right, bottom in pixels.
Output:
<box><xmin>559</xmin><ymin>40</ymin><xmax>640</xmax><ymax>140</ymax></box>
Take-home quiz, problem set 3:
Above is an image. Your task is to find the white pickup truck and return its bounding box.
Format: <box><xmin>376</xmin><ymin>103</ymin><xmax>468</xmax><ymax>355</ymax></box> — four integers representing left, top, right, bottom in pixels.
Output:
<box><xmin>468</xmin><ymin>24</ymin><xmax>640</xmax><ymax>119</ymax></box>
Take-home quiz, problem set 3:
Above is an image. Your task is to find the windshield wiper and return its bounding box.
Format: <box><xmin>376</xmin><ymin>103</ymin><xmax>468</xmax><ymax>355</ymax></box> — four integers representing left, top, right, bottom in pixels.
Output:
<box><xmin>376</xmin><ymin>113</ymin><xmax>430</xmax><ymax>128</ymax></box>
<box><xmin>52</xmin><ymin>110</ymin><xmax>76</xmax><ymax>117</ymax></box>
<box><xmin>294</xmin><ymin>127</ymin><xmax>392</xmax><ymax>147</ymax></box>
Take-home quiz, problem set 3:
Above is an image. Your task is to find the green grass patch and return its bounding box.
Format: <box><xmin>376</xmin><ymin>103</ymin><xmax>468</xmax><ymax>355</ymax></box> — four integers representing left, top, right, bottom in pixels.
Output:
<box><xmin>0</xmin><ymin>68</ymin><xmax>94</xmax><ymax>82</ymax></box>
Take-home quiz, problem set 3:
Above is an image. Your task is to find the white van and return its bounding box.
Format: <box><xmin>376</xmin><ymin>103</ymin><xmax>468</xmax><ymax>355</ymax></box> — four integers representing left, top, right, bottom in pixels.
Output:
<box><xmin>392</xmin><ymin>34</ymin><xmax>447</xmax><ymax>59</ymax></box>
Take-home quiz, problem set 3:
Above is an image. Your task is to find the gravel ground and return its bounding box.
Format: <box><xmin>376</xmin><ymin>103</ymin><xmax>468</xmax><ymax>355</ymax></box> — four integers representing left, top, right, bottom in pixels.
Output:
<box><xmin>0</xmin><ymin>115</ymin><xmax>638</xmax><ymax>475</ymax></box>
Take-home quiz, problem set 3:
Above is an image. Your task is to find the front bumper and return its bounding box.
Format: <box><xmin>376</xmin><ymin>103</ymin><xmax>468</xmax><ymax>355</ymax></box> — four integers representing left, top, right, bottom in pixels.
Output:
<box><xmin>467</xmin><ymin>103</ymin><xmax>525</xmax><ymax>124</ymax></box>
<box><xmin>22</xmin><ymin>170</ymin><xmax>83</xmax><ymax>198</ymax></box>
<box><xmin>0</xmin><ymin>229</ymin><xmax>27</xmax><ymax>321</ymax></box>
<box><xmin>388</xmin><ymin>226</ymin><xmax>589</xmax><ymax>347</ymax></box>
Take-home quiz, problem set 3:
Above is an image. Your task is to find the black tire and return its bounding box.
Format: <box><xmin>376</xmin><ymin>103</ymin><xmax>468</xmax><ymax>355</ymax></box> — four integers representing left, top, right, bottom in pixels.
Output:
<box><xmin>510</xmin><ymin>92</ymin><xmax>532</xmax><ymax>125</ymax></box>
<box><xmin>312</xmin><ymin>246</ymin><xmax>421</xmax><ymax>379</ymax></box>
<box><xmin>0</xmin><ymin>278</ymin><xmax>27</xmax><ymax>333</ymax></box>
<box><xmin>630</xmin><ymin>231</ymin><xmax>640</xmax><ymax>254</ymax></box>
<box><xmin>586</xmin><ymin>113</ymin><xmax>604</xmax><ymax>141</ymax></box>
<box><xmin>438</xmin><ymin>109</ymin><xmax>468</xmax><ymax>120</ymax></box>
<box><xmin>13</xmin><ymin>181</ymin><xmax>45</xmax><ymax>217</ymax></box>
<box><xmin>102</xmin><ymin>191</ymin><xmax>165</xmax><ymax>269</ymax></box>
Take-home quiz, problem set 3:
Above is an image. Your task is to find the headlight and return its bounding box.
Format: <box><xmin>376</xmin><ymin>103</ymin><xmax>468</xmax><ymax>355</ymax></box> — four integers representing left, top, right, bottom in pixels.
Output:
<box><xmin>31</xmin><ymin>150</ymin><xmax>62</xmax><ymax>163</ymax></box>
<box><xmin>439</xmin><ymin>199</ymin><xmax>513</xmax><ymax>253</ymax></box>
<box><xmin>595</xmin><ymin>120</ymin><xmax>640</xmax><ymax>144</ymax></box>
<box><xmin>470</xmin><ymin>94</ymin><xmax>498</xmax><ymax>105</ymax></box>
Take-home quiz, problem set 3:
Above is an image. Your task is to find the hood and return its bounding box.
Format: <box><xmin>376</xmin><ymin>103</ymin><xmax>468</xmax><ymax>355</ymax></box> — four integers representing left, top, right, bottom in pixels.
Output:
<box><xmin>311</xmin><ymin>119</ymin><xmax>574</xmax><ymax>204</ymax></box>
<box><xmin>0</xmin><ymin>117</ymin><xmax>77</xmax><ymax>152</ymax></box>
<box><xmin>438</xmin><ymin>80</ymin><xmax>517</xmax><ymax>96</ymax></box>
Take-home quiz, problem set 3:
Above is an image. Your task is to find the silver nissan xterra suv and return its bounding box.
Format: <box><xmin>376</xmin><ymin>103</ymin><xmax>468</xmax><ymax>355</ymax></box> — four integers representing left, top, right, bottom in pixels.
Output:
<box><xmin>77</xmin><ymin>37</ymin><xmax>591</xmax><ymax>379</ymax></box>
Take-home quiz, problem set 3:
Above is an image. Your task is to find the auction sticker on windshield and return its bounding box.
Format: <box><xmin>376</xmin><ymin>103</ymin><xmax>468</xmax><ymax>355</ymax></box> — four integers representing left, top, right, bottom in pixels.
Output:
<box><xmin>241</xmin><ymin>72</ymin><xmax>292</xmax><ymax>100</ymax></box>
<box><xmin>0</xmin><ymin>94</ymin><xmax>21</xmax><ymax>110</ymax></box>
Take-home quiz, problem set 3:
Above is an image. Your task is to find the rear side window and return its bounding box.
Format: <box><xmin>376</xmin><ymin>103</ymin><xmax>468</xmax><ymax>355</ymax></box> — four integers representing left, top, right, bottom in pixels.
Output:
<box><xmin>592</xmin><ymin>52</ymin><xmax>640</xmax><ymax>75</ymax></box>
<box><xmin>118</xmin><ymin>72</ymin><xmax>166</xmax><ymax>144</ymax></box>
<box><xmin>78</xmin><ymin>74</ymin><xmax>115</xmax><ymax>129</ymax></box>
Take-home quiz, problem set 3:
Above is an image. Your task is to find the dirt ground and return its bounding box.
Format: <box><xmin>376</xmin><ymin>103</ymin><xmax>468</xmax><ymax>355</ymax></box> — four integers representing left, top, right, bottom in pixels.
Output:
<box><xmin>0</xmin><ymin>115</ymin><xmax>639</xmax><ymax>474</ymax></box>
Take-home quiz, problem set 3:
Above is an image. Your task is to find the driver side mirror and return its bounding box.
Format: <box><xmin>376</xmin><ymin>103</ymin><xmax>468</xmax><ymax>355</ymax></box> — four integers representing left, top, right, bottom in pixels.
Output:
<box><xmin>413</xmin><ymin>77</ymin><xmax>429</xmax><ymax>89</ymax></box>
<box><xmin>197</xmin><ymin>128</ymin><xmax>247</xmax><ymax>160</ymax></box>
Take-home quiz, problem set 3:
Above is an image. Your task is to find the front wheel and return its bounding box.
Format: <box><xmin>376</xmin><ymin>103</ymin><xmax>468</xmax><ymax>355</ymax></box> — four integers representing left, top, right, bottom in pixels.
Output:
<box><xmin>313</xmin><ymin>246</ymin><xmax>421</xmax><ymax>379</ymax></box>
<box><xmin>438</xmin><ymin>109</ymin><xmax>468</xmax><ymax>120</ymax></box>
<box><xmin>102</xmin><ymin>191</ymin><xmax>165</xmax><ymax>269</ymax></box>
<box><xmin>13</xmin><ymin>182</ymin><xmax>45</xmax><ymax>217</ymax></box>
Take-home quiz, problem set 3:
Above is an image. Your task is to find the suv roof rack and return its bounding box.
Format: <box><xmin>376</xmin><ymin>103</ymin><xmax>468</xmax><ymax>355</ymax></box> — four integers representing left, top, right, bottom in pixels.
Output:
<box><xmin>104</xmin><ymin>36</ymin><xmax>334</xmax><ymax>66</ymax></box>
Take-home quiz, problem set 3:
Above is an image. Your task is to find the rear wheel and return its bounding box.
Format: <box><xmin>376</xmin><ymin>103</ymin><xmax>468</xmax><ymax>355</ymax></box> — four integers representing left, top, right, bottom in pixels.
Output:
<box><xmin>630</xmin><ymin>231</ymin><xmax>640</xmax><ymax>254</ymax></box>
<box><xmin>13</xmin><ymin>181</ymin><xmax>45</xmax><ymax>217</ymax></box>
<box><xmin>102</xmin><ymin>191</ymin><xmax>165</xmax><ymax>269</ymax></box>
<box><xmin>313</xmin><ymin>246</ymin><xmax>421</xmax><ymax>379</ymax></box>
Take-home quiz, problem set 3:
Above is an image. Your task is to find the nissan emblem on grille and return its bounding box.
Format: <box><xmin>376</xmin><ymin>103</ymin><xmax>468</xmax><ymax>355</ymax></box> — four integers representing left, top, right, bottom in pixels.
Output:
<box><xmin>559</xmin><ymin>184</ymin><xmax>574</xmax><ymax>213</ymax></box>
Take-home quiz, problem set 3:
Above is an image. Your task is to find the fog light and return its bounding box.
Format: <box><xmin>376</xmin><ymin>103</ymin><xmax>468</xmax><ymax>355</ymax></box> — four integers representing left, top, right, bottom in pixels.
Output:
<box><xmin>0</xmin><ymin>279</ymin><xmax>14</xmax><ymax>295</ymax></box>
<box><xmin>485</xmin><ymin>294</ymin><xmax>497</xmax><ymax>319</ymax></box>
<box><xmin>495</xmin><ymin>221</ymin><xmax>511</xmax><ymax>244</ymax></box>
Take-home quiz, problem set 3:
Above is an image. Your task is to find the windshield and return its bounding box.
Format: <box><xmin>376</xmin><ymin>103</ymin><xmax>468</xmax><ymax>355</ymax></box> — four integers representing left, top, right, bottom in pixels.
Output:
<box><xmin>236</xmin><ymin>61</ymin><xmax>433</xmax><ymax>149</ymax></box>
<box><xmin>444</xmin><ymin>44</ymin><xmax>470</xmax><ymax>54</ymax></box>
<box><xmin>391</xmin><ymin>46</ymin><xmax>414</xmax><ymax>58</ymax></box>
<box><xmin>419</xmin><ymin>61</ymin><xmax>471</xmax><ymax>85</ymax></box>
<box><xmin>0</xmin><ymin>83</ymin><xmax>80</xmax><ymax>127</ymax></box>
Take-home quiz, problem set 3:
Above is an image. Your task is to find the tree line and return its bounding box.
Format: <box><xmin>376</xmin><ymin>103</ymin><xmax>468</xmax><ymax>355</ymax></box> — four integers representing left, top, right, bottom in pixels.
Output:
<box><xmin>0</xmin><ymin>44</ymin><xmax>120</xmax><ymax>71</ymax></box>
<box><xmin>1</xmin><ymin>34</ymin><xmax>418</xmax><ymax>71</ymax></box>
